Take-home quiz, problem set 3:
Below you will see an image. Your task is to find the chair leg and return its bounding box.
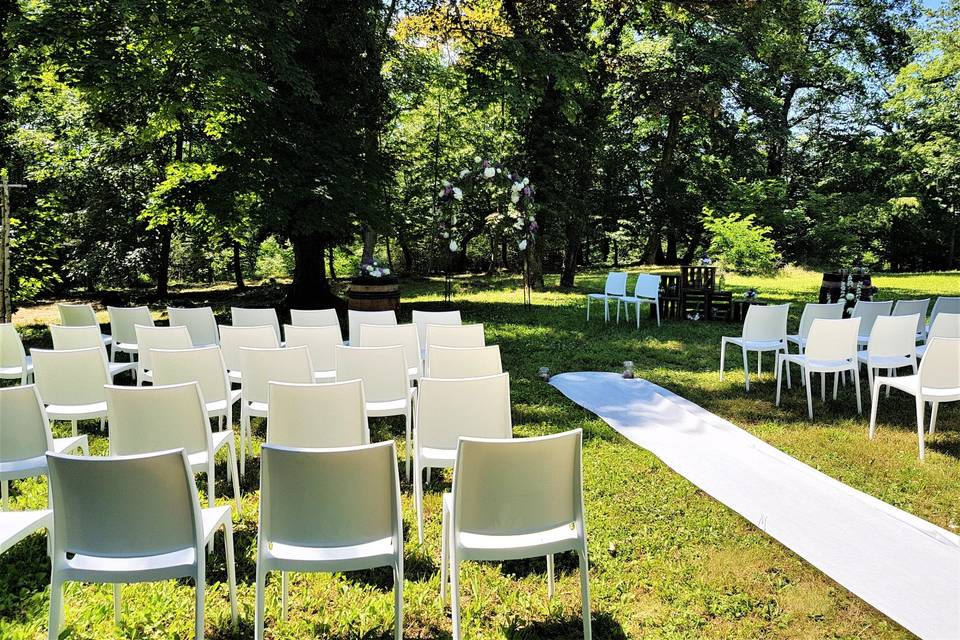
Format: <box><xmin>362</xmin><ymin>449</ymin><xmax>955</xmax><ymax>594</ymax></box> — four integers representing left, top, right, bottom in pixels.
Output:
<box><xmin>239</xmin><ymin>409</ymin><xmax>248</xmax><ymax>477</ymax></box>
<box><xmin>71</xmin><ymin>420</ymin><xmax>77</xmax><ymax>438</ymax></box>
<box><xmin>227</xmin><ymin>441</ymin><xmax>241</xmax><ymax>513</ymax></box>
<box><xmin>757</xmin><ymin>351</ymin><xmax>761</xmax><ymax>376</ymax></box>
<box><xmin>450</xmin><ymin>552</ymin><xmax>461</xmax><ymax>640</ymax></box>
<box><xmin>546</xmin><ymin>554</ymin><xmax>555</xmax><ymax>598</ymax></box>
<box><xmin>254</xmin><ymin>559</ymin><xmax>267</xmax><ymax>640</ymax></box>
<box><xmin>48</xmin><ymin>578</ymin><xmax>64</xmax><ymax>640</ymax></box>
<box><xmin>886</xmin><ymin>368</ymin><xmax>893</xmax><ymax>399</ymax></box>
<box><xmin>195</xmin><ymin>568</ymin><xmax>205</xmax><ymax>640</ymax></box>
<box><xmin>224</xmin><ymin>521</ymin><xmax>238</xmax><ymax>627</ymax></box>
<box><xmin>655</xmin><ymin>301</ymin><xmax>661</xmax><ymax>327</ymax></box>
<box><xmin>719</xmin><ymin>339</ymin><xmax>727</xmax><ymax>380</ymax></box>
<box><xmin>113</xmin><ymin>583</ymin><xmax>122</xmax><ymax>625</ymax></box>
<box><xmin>415</xmin><ymin>463</ymin><xmax>425</xmax><ymax>544</ymax></box>
<box><xmin>440</xmin><ymin>507</ymin><xmax>448</xmax><ymax>602</ymax></box>
<box><xmin>393</xmin><ymin>563</ymin><xmax>404</xmax><ymax>640</ymax></box>
<box><xmin>281</xmin><ymin>571</ymin><xmax>288</xmax><ymax>621</ymax></box>
<box><xmin>742</xmin><ymin>347</ymin><xmax>750</xmax><ymax>391</ymax></box>
<box><xmin>930</xmin><ymin>402</ymin><xmax>939</xmax><ymax>434</ymax></box>
<box><xmin>404</xmin><ymin>408</ymin><xmax>412</xmax><ymax>483</ymax></box>
<box><xmin>853</xmin><ymin>367</ymin><xmax>862</xmax><ymax>414</ymax></box>
<box><xmin>832</xmin><ymin>371</ymin><xmax>839</xmax><ymax>400</ymax></box>
<box><xmin>783</xmin><ymin>349</ymin><xmax>791</xmax><ymax>388</ymax></box>
<box><xmin>916</xmin><ymin>396</ymin><xmax>926</xmax><ymax>461</ymax></box>
<box><xmin>1</xmin><ymin>481</ymin><xmax>7</xmax><ymax>510</ymax></box>
<box><xmin>579</xmin><ymin>546</ymin><xmax>592</xmax><ymax>640</ymax></box>
<box><xmin>775</xmin><ymin>355</ymin><xmax>784</xmax><ymax>406</ymax></box>
<box><xmin>585</xmin><ymin>297</ymin><xmax>590</xmax><ymax>321</ymax></box>
<box><xmin>805</xmin><ymin>370</ymin><xmax>814</xmax><ymax>420</ymax></box>
<box><xmin>604</xmin><ymin>298</ymin><xmax>609</xmax><ymax>322</ymax></box>
<box><xmin>820</xmin><ymin>372</ymin><xmax>826</xmax><ymax>403</ymax></box>
<box><xmin>869</xmin><ymin>378</ymin><xmax>882</xmax><ymax>439</ymax></box>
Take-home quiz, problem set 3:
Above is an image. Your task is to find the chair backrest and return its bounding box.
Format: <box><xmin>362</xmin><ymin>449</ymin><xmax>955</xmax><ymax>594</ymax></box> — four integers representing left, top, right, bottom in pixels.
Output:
<box><xmin>290</xmin><ymin>308</ymin><xmax>339</xmax><ymax>330</ymax></box>
<box><xmin>866</xmin><ymin>314</ymin><xmax>918</xmax><ymax>359</ymax></box>
<box><xmin>135</xmin><ymin>325</ymin><xmax>193</xmax><ymax>376</ymax></box>
<box><xmin>930</xmin><ymin>296</ymin><xmax>960</xmax><ymax>326</ymax></box>
<box><xmin>259</xmin><ymin>441</ymin><xmax>401</xmax><ymax>548</ymax></box>
<box><xmin>804</xmin><ymin>318</ymin><xmax>860</xmax><ymax>362</ymax></box>
<box><xmin>633</xmin><ymin>274</ymin><xmax>660</xmax><ymax>299</ymax></box>
<box><xmin>358</xmin><ymin>324</ymin><xmax>420</xmax><ymax>373</ymax></box>
<box><xmin>231</xmin><ymin>307</ymin><xmax>282</xmax><ymax>343</ymax></box>
<box><xmin>47</xmin><ymin>449</ymin><xmax>202</xmax><ymax>559</ymax></box>
<box><xmin>106</xmin><ymin>382</ymin><xmax>211</xmax><ymax>457</ymax></box>
<box><xmin>892</xmin><ymin>299</ymin><xmax>930</xmax><ymax>336</ymax></box>
<box><xmin>417</xmin><ymin>374</ymin><xmax>512</xmax><ymax>451</ymax></box>
<box><xmin>167</xmin><ymin>307</ymin><xmax>219</xmax><ymax>346</ymax></box>
<box><xmin>218</xmin><ymin>324</ymin><xmax>279</xmax><ymax>372</ymax></box>
<box><xmin>0</xmin><ymin>385</ymin><xmax>53</xmax><ymax>463</ymax></box>
<box><xmin>453</xmin><ymin>429</ymin><xmax>584</xmax><ymax>537</ymax></box>
<box><xmin>334</xmin><ymin>346</ymin><xmax>408</xmax><ymax>403</ymax></box>
<box><xmin>150</xmin><ymin>346</ymin><xmax>231</xmax><ymax>406</ymax></box>
<box><xmin>267</xmin><ymin>380</ymin><xmax>369</xmax><ymax>447</ymax></box>
<box><xmin>283</xmin><ymin>325</ymin><xmax>342</xmax><ymax>373</ymax></box>
<box><xmin>0</xmin><ymin>323</ymin><xmax>27</xmax><ymax>370</ymax></box>
<box><xmin>240</xmin><ymin>346</ymin><xmax>314</xmax><ymax>405</ymax></box>
<box><xmin>919</xmin><ymin>338</ymin><xmax>960</xmax><ymax>390</ymax></box>
<box><xmin>680</xmin><ymin>265</ymin><xmax>716</xmax><ymax>291</ymax></box>
<box><xmin>347</xmin><ymin>310</ymin><xmax>397</xmax><ymax>346</ymax></box>
<box><xmin>425</xmin><ymin>323</ymin><xmax>485</xmax><ymax>350</ymax></box>
<box><xmin>57</xmin><ymin>303</ymin><xmax>98</xmax><ymax>327</ymax></box>
<box><xmin>31</xmin><ymin>348</ymin><xmax>109</xmax><ymax>406</ymax></box>
<box><xmin>927</xmin><ymin>313</ymin><xmax>960</xmax><ymax>341</ymax></box>
<box><xmin>741</xmin><ymin>304</ymin><xmax>790</xmax><ymax>342</ymax></box>
<box><xmin>427</xmin><ymin>345</ymin><xmax>502</xmax><ymax>379</ymax></box>
<box><xmin>797</xmin><ymin>302</ymin><xmax>846</xmax><ymax>339</ymax></box>
<box><xmin>49</xmin><ymin>325</ymin><xmax>108</xmax><ymax>356</ymax></box>
<box><xmin>412</xmin><ymin>310</ymin><xmax>461</xmax><ymax>348</ymax></box>
<box><xmin>603</xmin><ymin>272</ymin><xmax>628</xmax><ymax>296</ymax></box>
<box><xmin>852</xmin><ymin>300</ymin><xmax>893</xmax><ymax>337</ymax></box>
<box><xmin>107</xmin><ymin>306</ymin><xmax>154</xmax><ymax>346</ymax></box>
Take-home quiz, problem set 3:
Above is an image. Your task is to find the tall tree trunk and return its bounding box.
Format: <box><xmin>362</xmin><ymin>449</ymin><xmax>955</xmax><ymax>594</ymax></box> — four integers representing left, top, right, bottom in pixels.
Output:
<box><xmin>385</xmin><ymin>235</ymin><xmax>393</xmax><ymax>269</ymax></box>
<box><xmin>612</xmin><ymin>238</ymin><xmax>619</xmax><ymax>267</ymax></box>
<box><xmin>560</xmin><ymin>231</ymin><xmax>580</xmax><ymax>287</ymax></box>
<box><xmin>397</xmin><ymin>226</ymin><xmax>413</xmax><ymax>272</ymax></box>
<box><xmin>288</xmin><ymin>232</ymin><xmax>341</xmax><ymax>309</ymax></box>
<box><xmin>156</xmin><ymin>126</ymin><xmax>184</xmax><ymax>297</ymax></box>
<box><xmin>232</xmin><ymin>241</ymin><xmax>246</xmax><ymax>290</ymax></box>
<box><xmin>327</xmin><ymin>246</ymin><xmax>336</xmax><ymax>279</ymax></box>
<box><xmin>361</xmin><ymin>228</ymin><xmax>377</xmax><ymax>262</ymax></box>
<box><xmin>665</xmin><ymin>230</ymin><xmax>678</xmax><ymax>264</ymax></box>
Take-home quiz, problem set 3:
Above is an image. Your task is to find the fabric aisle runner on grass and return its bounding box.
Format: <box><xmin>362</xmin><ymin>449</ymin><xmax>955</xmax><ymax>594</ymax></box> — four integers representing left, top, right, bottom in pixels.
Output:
<box><xmin>549</xmin><ymin>372</ymin><xmax>960</xmax><ymax>640</ymax></box>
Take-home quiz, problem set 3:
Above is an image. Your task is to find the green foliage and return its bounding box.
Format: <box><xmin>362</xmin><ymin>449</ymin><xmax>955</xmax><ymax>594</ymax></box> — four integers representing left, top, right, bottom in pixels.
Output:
<box><xmin>702</xmin><ymin>209</ymin><xmax>782</xmax><ymax>276</ymax></box>
<box><xmin>254</xmin><ymin>236</ymin><xmax>294</xmax><ymax>280</ymax></box>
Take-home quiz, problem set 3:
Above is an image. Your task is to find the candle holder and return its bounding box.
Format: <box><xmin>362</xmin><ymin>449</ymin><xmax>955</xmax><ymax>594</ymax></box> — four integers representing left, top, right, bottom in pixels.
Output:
<box><xmin>622</xmin><ymin>361</ymin><xmax>635</xmax><ymax>379</ymax></box>
<box><xmin>538</xmin><ymin>366</ymin><xmax>550</xmax><ymax>382</ymax></box>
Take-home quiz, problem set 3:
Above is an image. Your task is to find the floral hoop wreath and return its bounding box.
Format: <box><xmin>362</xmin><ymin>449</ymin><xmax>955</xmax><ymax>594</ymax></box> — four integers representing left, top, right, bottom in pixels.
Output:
<box><xmin>436</xmin><ymin>156</ymin><xmax>538</xmax><ymax>253</ymax></box>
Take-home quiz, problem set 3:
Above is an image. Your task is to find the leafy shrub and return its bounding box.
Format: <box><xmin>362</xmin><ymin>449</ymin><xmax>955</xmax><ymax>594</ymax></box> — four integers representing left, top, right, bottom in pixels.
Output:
<box><xmin>702</xmin><ymin>208</ymin><xmax>782</xmax><ymax>276</ymax></box>
<box><xmin>255</xmin><ymin>236</ymin><xmax>294</xmax><ymax>279</ymax></box>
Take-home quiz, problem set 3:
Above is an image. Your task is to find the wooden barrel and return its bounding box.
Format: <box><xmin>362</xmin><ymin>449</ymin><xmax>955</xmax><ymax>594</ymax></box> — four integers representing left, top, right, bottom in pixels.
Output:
<box><xmin>819</xmin><ymin>272</ymin><xmax>875</xmax><ymax>304</ymax></box>
<box><xmin>348</xmin><ymin>282</ymin><xmax>400</xmax><ymax>312</ymax></box>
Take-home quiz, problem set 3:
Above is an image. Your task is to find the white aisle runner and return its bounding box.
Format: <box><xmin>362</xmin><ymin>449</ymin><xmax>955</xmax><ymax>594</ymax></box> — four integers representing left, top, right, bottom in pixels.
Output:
<box><xmin>550</xmin><ymin>372</ymin><xmax>960</xmax><ymax>640</ymax></box>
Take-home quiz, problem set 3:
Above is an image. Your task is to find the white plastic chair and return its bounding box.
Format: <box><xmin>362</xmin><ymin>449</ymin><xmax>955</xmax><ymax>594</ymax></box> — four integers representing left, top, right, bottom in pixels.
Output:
<box><xmin>290</xmin><ymin>308</ymin><xmax>340</xmax><ymax>331</ymax></box>
<box><xmin>134</xmin><ymin>324</ymin><xmax>193</xmax><ymax>385</ymax></box>
<box><xmin>720</xmin><ymin>304</ymin><xmax>791</xmax><ymax>391</ymax></box>
<box><xmin>787</xmin><ymin>302</ymin><xmax>845</xmax><ymax>353</ymax></box>
<box><xmin>617</xmin><ymin>274</ymin><xmax>661</xmax><ymax>327</ymax></box>
<box><xmin>917</xmin><ymin>313</ymin><xmax>960</xmax><ymax>358</ymax></box>
<box><xmin>441</xmin><ymin>430</ymin><xmax>591</xmax><ymax>640</ymax></box>
<box><xmin>0</xmin><ymin>323</ymin><xmax>33</xmax><ymax>384</ymax></box>
<box><xmin>232</xmin><ymin>307</ymin><xmax>282</xmax><ymax>343</ymax></box>
<box><xmin>106</xmin><ymin>382</ymin><xmax>241</xmax><ymax>511</ymax></box>
<box><xmin>107</xmin><ymin>306</ymin><xmax>154</xmax><ymax>362</ymax></box>
<box><xmin>870</xmin><ymin>338</ymin><xmax>960</xmax><ymax>461</ymax></box>
<box><xmin>219</xmin><ymin>324</ymin><xmax>280</xmax><ymax>385</ymax></box>
<box><xmin>852</xmin><ymin>300</ymin><xmax>893</xmax><ymax>347</ymax></box>
<box><xmin>425</xmin><ymin>323</ymin><xmax>485</xmax><ymax>352</ymax></box>
<box><xmin>412</xmin><ymin>310</ymin><xmax>461</xmax><ymax>353</ymax></box>
<box><xmin>0</xmin><ymin>385</ymin><xmax>88</xmax><ymax>510</ymax></box>
<box><xmin>150</xmin><ymin>346</ymin><xmax>239</xmax><ymax>432</ymax></box>
<box><xmin>892</xmin><ymin>298</ymin><xmax>930</xmax><ymax>342</ymax></box>
<box><xmin>414</xmin><ymin>373</ymin><xmax>511</xmax><ymax>543</ymax></box>
<box><xmin>48</xmin><ymin>324</ymin><xmax>136</xmax><ymax>381</ymax></box>
<box><xmin>168</xmin><ymin>307</ymin><xmax>220</xmax><ymax>346</ymax></box>
<box><xmin>586</xmin><ymin>272</ymin><xmax>627</xmax><ymax>322</ymax></box>
<box><xmin>335</xmin><ymin>345</ymin><xmax>415</xmax><ymax>481</ymax></box>
<box><xmin>359</xmin><ymin>323</ymin><xmax>421</xmax><ymax>381</ymax></box>
<box><xmin>57</xmin><ymin>303</ymin><xmax>111</xmax><ymax>350</ymax></box>
<box><xmin>31</xmin><ymin>347</ymin><xmax>109</xmax><ymax>437</ymax></box>
<box><xmin>347</xmin><ymin>310</ymin><xmax>397</xmax><ymax>346</ymax></box>
<box><xmin>776</xmin><ymin>318</ymin><xmax>862</xmax><ymax>419</ymax></box>
<box><xmin>856</xmin><ymin>314</ymin><xmax>918</xmax><ymax>400</ymax></box>
<box><xmin>0</xmin><ymin>509</ymin><xmax>51</xmax><ymax>556</ymax></box>
<box><xmin>928</xmin><ymin>296</ymin><xmax>960</xmax><ymax>337</ymax></box>
<box><xmin>46</xmin><ymin>449</ymin><xmax>237</xmax><ymax>639</ymax></box>
<box><xmin>266</xmin><ymin>380</ymin><xmax>369</xmax><ymax>448</ymax></box>
<box><xmin>255</xmin><ymin>442</ymin><xmax>403</xmax><ymax>640</ymax></box>
<box><xmin>427</xmin><ymin>345</ymin><xmax>502</xmax><ymax>379</ymax></box>
<box><xmin>283</xmin><ymin>324</ymin><xmax>341</xmax><ymax>382</ymax></box>
<box><xmin>239</xmin><ymin>346</ymin><xmax>314</xmax><ymax>475</ymax></box>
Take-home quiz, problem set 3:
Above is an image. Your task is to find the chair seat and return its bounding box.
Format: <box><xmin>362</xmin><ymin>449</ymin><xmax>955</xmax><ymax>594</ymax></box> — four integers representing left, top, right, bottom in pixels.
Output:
<box><xmin>113</xmin><ymin>341</ymin><xmax>138</xmax><ymax>353</ymax></box>
<box><xmin>366</xmin><ymin>389</ymin><xmax>415</xmax><ymax>417</ymax></box>
<box><xmin>419</xmin><ymin>446</ymin><xmax>456</xmax><ymax>468</ymax></box>
<box><xmin>876</xmin><ymin>374</ymin><xmax>960</xmax><ymax>400</ymax></box>
<box><xmin>781</xmin><ymin>353</ymin><xmax>854</xmax><ymax>370</ymax></box>
<box><xmin>916</xmin><ymin>344</ymin><xmax>929</xmax><ymax>358</ymax></box>
<box><xmin>725</xmin><ymin>337</ymin><xmax>786</xmax><ymax>350</ymax></box>
<box><xmin>587</xmin><ymin>293</ymin><xmax>620</xmax><ymax>300</ymax></box>
<box><xmin>245</xmin><ymin>400</ymin><xmax>268</xmax><ymax>416</ymax></box>
<box><xmin>101</xmin><ymin>334</ymin><xmax>113</xmax><ymax>346</ymax></box>
<box><xmin>856</xmin><ymin>353</ymin><xmax>914</xmax><ymax>368</ymax></box>
<box><xmin>786</xmin><ymin>334</ymin><xmax>807</xmax><ymax>346</ymax></box>
<box><xmin>45</xmin><ymin>402</ymin><xmax>107</xmax><ymax>419</ymax></box>
<box><xmin>228</xmin><ymin>370</ymin><xmax>242</xmax><ymax>384</ymax></box>
<box><xmin>313</xmin><ymin>370</ymin><xmax>336</xmax><ymax>382</ymax></box>
<box><xmin>206</xmin><ymin>390</ymin><xmax>241</xmax><ymax>416</ymax></box>
<box><xmin>0</xmin><ymin>356</ymin><xmax>33</xmax><ymax>379</ymax></box>
<box><xmin>0</xmin><ymin>510</ymin><xmax>52</xmax><ymax>555</ymax></box>
<box><xmin>408</xmin><ymin>366</ymin><xmax>419</xmax><ymax>379</ymax></box>
<box><xmin>2</xmin><ymin>436</ymin><xmax>89</xmax><ymax>479</ymax></box>
<box><xmin>108</xmin><ymin>361</ymin><xmax>136</xmax><ymax>378</ymax></box>
<box><xmin>443</xmin><ymin>494</ymin><xmax>580</xmax><ymax>561</ymax></box>
<box><xmin>620</xmin><ymin>296</ymin><xmax>656</xmax><ymax>305</ymax></box>
<box><xmin>264</xmin><ymin>536</ymin><xmax>396</xmax><ymax>571</ymax></box>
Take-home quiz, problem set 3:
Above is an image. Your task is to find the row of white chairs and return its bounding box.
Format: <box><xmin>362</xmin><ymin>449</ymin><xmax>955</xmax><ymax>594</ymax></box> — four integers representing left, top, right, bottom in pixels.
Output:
<box><xmin>586</xmin><ymin>272</ymin><xmax>661</xmax><ymax>326</ymax></box>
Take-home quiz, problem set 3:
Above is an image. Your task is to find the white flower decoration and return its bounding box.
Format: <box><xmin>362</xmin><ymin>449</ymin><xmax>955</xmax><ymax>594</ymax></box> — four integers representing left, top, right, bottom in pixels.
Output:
<box><xmin>453</xmin><ymin>187</ymin><xmax>463</xmax><ymax>201</ymax></box>
<box><xmin>511</xmin><ymin>182</ymin><xmax>523</xmax><ymax>192</ymax></box>
<box><xmin>518</xmin><ymin>239</ymin><xmax>528</xmax><ymax>251</ymax></box>
<box><xmin>528</xmin><ymin>215</ymin><xmax>536</xmax><ymax>221</ymax></box>
<box><xmin>459</xmin><ymin>169</ymin><xmax>470</xmax><ymax>178</ymax></box>
<box><xmin>845</xmin><ymin>293</ymin><xmax>855</xmax><ymax>301</ymax></box>
<box><xmin>371</xmin><ymin>271</ymin><xmax>382</xmax><ymax>278</ymax></box>
<box><xmin>483</xmin><ymin>167</ymin><xmax>496</xmax><ymax>179</ymax></box>
<box><xmin>522</xmin><ymin>177</ymin><xmax>530</xmax><ymax>185</ymax></box>
<box><xmin>474</xmin><ymin>156</ymin><xmax>481</xmax><ymax>163</ymax></box>
<box><xmin>442</xmin><ymin>180</ymin><xmax>451</xmax><ymax>187</ymax></box>
<box><xmin>449</xmin><ymin>239</ymin><xmax>459</xmax><ymax>252</ymax></box>
<box><xmin>382</xmin><ymin>268</ymin><xmax>390</xmax><ymax>275</ymax></box>
<box><xmin>510</xmin><ymin>191</ymin><xmax>520</xmax><ymax>204</ymax></box>
<box><xmin>442</xmin><ymin>232</ymin><xmax>450</xmax><ymax>239</ymax></box>
<box><xmin>496</xmin><ymin>168</ymin><xmax>501</xmax><ymax>174</ymax></box>
<box><xmin>514</xmin><ymin>219</ymin><xmax>524</xmax><ymax>230</ymax></box>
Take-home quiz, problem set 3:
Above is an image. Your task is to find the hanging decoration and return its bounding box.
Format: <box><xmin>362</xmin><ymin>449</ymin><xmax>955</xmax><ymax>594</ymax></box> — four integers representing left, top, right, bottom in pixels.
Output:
<box><xmin>436</xmin><ymin>156</ymin><xmax>538</xmax><ymax>307</ymax></box>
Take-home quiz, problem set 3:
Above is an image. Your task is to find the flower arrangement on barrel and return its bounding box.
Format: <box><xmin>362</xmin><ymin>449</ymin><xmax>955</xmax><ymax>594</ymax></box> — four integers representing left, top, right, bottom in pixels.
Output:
<box><xmin>435</xmin><ymin>156</ymin><xmax>538</xmax><ymax>304</ymax></box>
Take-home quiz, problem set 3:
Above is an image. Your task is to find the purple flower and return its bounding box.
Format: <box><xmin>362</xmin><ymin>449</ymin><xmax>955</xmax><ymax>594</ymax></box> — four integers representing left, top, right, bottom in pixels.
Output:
<box><xmin>523</xmin><ymin>186</ymin><xmax>531</xmax><ymax>196</ymax></box>
<box><xmin>529</xmin><ymin>220</ymin><xmax>538</xmax><ymax>232</ymax></box>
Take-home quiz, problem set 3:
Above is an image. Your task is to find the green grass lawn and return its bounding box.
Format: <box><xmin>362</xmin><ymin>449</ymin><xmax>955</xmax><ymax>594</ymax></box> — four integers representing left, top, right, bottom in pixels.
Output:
<box><xmin>3</xmin><ymin>267</ymin><xmax>958</xmax><ymax>639</ymax></box>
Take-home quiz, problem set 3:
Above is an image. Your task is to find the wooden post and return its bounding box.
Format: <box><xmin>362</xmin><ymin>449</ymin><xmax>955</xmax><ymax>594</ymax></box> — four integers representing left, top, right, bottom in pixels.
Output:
<box><xmin>1</xmin><ymin>171</ymin><xmax>27</xmax><ymax>323</ymax></box>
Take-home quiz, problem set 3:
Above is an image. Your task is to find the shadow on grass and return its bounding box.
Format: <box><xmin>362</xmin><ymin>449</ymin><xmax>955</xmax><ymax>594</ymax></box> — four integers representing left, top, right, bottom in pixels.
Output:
<box><xmin>503</xmin><ymin>610</ymin><xmax>626</xmax><ymax>639</ymax></box>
